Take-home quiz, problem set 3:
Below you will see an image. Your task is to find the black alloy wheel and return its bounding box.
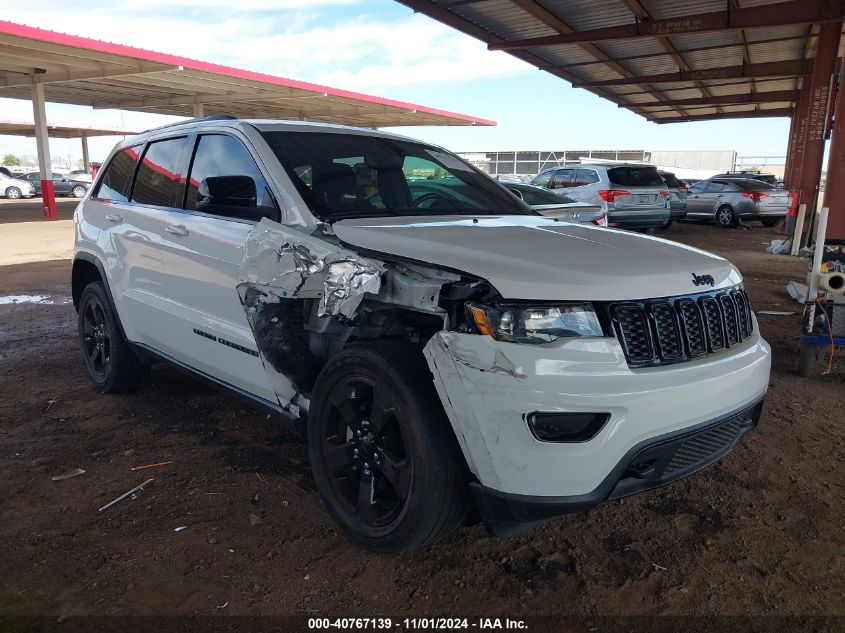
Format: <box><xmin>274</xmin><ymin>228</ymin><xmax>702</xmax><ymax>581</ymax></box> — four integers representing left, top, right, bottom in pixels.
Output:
<box><xmin>320</xmin><ymin>376</ymin><xmax>410</xmax><ymax>528</ymax></box>
<box><xmin>77</xmin><ymin>281</ymin><xmax>149</xmax><ymax>393</ymax></box>
<box><xmin>81</xmin><ymin>293</ymin><xmax>112</xmax><ymax>382</ymax></box>
<box><xmin>308</xmin><ymin>341</ymin><xmax>470</xmax><ymax>553</ymax></box>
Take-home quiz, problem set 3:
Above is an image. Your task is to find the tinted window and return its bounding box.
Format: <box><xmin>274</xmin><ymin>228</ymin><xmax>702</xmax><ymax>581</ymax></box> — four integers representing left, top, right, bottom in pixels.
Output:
<box><xmin>688</xmin><ymin>181</ymin><xmax>705</xmax><ymax>194</ymax></box>
<box><xmin>512</xmin><ymin>185</ymin><xmax>567</xmax><ymax>205</ymax></box>
<box><xmin>607</xmin><ymin>166</ymin><xmax>663</xmax><ymax>187</ymax></box>
<box><xmin>736</xmin><ymin>179</ymin><xmax>775</xmax><ymax>192</ymax></box>
<box><xmin>551</xmin><ymin>169</ymin><xmax>573</xmax><ymax>188</ymax></box>
<box><xmin>94</xmin><ymin>146</ymin><xmax>140</xmax><ymax>203</ymax></box>
<box><xmin>659</xmin><ymin>172</ymin><xmax>683</xmax><ymax>188</ymax></box>
<box><xmin>573</xmin><ymin>169</ymin><xmax>599</xmax><ymax>187</ymax></box>
<box><xmin>261</xmin><ymin>131</ymin><xmax>529</xmax><ymax>220</ymax></box>
<box><xmin>532</xmin><ymin>171</ymin><xmax>552</xmax><ymax>187</ymax></box>
<box><xmin>705</xmin><ymin>181</ymin><xmax>728</xmax><ymax>193</ymax></box>
<box><xmin>131</xmin><ymin>137</ymin><xmax>189</xmax><ymax>207</ymax></box>
<box><xmin>185</xmin><ymin>134</ymin><xmax>275</xmax><ymax>221</ymax></box>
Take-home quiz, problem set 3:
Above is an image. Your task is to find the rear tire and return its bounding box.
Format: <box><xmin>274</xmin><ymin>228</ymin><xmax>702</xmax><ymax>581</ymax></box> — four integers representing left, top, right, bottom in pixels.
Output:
<box><xmin>761</xmin><ymin>218</ymin><xmax>779</xmax><ymax>227</ymax></box>
<box><xmin>71</xmin><ymin>185</ymin><xmax>87</xmax><ymax>198</ymax></box>
<box><xmin>716</xmin><ymin>205</ymin><xmax>738</xmax><ymax>228</ymax></box>
<box><xmin>660</xmin><ymin>220</ymin><xmax>673</xmax><ymax>230</ymax></box>
<box><xmin>308</xmin><ymin>340</ymin><xmax>470</xmax><ymax>554</ymax></box>
<box><xmin>5</xmin><ymin>187</ymin><xmax>21</xmax><ymax>200</ymax></box>
<box><xmin>78</xmin><ymin>281</ymin><xmax>149</xmax><ymax>393</ymax></box>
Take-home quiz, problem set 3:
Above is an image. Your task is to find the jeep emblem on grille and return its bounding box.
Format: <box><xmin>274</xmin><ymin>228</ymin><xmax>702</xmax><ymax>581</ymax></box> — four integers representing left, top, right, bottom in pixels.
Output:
<box><xmin>691</xmin><ymin>273</ymin><xmax>715</xmax><ymax>287</ymax></box>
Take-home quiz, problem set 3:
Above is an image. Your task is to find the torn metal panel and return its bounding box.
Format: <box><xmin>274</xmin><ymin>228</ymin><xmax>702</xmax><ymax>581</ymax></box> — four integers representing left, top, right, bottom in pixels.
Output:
<box><xmin>237</xmin><ymin>218</ymin><xmax>387</xmax><ymax>411</ymax></box>
<box><xmin>320</xmin><ymin>259</ymin><xmax>382</xmax><ymax>319</ymax></box>
<box><xmin>377</xmin><ymin>262</ymin><xmax>460</xmax><ymax>316</ymax></box>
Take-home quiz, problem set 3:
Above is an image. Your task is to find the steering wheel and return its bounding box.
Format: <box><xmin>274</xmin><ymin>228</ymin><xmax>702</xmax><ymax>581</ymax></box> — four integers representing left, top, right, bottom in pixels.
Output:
<box><xmin>413</xmin><ymin>192</ymin><xmax>449</xmax><ymax>208</ymax></box>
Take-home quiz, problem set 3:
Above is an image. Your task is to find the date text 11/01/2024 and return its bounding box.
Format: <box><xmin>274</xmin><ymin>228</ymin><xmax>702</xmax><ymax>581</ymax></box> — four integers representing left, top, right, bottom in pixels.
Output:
<box><xmin>307</xmin><ymin>618</ymin><xmax>528</xmax><ymax>630</ymax></box>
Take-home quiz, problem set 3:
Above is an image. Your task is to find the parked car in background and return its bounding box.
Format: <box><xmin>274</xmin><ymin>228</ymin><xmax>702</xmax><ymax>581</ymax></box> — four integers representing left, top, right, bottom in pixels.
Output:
<box><xmin>713</xmin><ymin>171</ymin><xmax>779</xmax><ymax>187</ymax></box>
<box><xmin>20</xmin><ymin>172</ymin><xmax>91</xmax><ymax>198</ymax></box>
<box><xmin>0</xmin><ymin>171</ymin><xmax>36</xmax><ymax>199</ymax></box>
<box><xmin>657</xmin><ymin>170</ymin><xmax>688</xmax><ymax>227</ymax></box>
<box><xmin>500</xmin><ymin>180</ymin><xmax>607</xmax><ymax>226</ymax></box>
<box><xmin>66</xmin><ymin>170</ymin><xmax>94</xmax><ymax>183</ymax></box>
<box><xmin>530</xmin><ymin>163</ymin><xmax>669</xmax><ymax>230</ymax></box>
<box><xmin>686</xmin><ymin>178</ymin><xmax>788</xmax><ymax>227</ymax></box>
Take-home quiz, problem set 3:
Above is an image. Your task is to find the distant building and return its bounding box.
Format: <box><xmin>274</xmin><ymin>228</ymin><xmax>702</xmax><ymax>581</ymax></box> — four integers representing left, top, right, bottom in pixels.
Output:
<box><xmin>457</xmin><ymin>149</ymin><xmax>781</xmax><ymax>180</ymax></box>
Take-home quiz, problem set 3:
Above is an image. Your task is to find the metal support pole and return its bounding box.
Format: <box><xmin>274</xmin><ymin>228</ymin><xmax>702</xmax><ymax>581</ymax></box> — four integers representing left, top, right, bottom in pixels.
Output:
<box><xmin>786</xmin><ymin>89</ymin><xmax>811</xmax><ymax>189</ymax></box>
<box><xmin>31</xmin><ymin>82</ymin><xmax>55</xmax><ymax>220</ymax></box>
<box><xmin>81</xmin><ymin>134</ymin><xmax>90</xmax><ymax>173</ymax></box>
<box><xmin>823</xmin><ymin>57</ymin><xmax>845</xmax><ymax>240</ymax></box>
<box><xmin>791</xmin><ymin>204</ymin><xmax>807</xmax><ymax>255</ymax></box>
<box><xmin>193</xmin><ymin>102</ymin><xmax>205</xmax><ymax>117</ymax></box>
<box><xmin>798</xmin><ymin>22</ymin><xmax>842</xmax><ymax>208</ymax></box>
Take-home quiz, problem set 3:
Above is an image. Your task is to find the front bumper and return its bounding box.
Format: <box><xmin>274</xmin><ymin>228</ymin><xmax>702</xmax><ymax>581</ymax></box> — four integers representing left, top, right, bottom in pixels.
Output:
<box><xmin>423</xmin><ymin>327</ymin><xmax>771</xmax><ymax>531</ymax></box>
<box><xmin>471</xmin><ymin>398</ymin><xmax>763</xmax><ymax>535</ymax></box>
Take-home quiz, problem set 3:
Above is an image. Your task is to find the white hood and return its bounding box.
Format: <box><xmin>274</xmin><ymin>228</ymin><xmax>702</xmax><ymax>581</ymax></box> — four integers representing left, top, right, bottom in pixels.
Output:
<box><xmin>333</xmin><ymin>215</ymin><xmax>741</xmax><ymax>301</ymax></box>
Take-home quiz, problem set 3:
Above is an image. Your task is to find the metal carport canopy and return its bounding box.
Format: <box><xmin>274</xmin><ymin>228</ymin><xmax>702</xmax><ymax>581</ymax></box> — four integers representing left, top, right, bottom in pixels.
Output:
<box><xmin>0</xmin><ymin>120</ymin><xmax>137</xmax><ymax>138</ymax></box>
<box><xmin>0</xmin><ymin>20</ymin><xmax>494</xmax><ymax>128</ymax></box>
<box><xmin>396</xmin><ymin>0</ymin><xmax>845</xmax><ymax>124</ymax></box>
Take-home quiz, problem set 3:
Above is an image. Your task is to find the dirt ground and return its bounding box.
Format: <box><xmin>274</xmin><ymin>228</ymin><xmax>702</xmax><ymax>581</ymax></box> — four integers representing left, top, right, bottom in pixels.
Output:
<box><xmin>0</xmin><ymin>222</ymin><xmax>843</xmax><ymax>622</ymax></box>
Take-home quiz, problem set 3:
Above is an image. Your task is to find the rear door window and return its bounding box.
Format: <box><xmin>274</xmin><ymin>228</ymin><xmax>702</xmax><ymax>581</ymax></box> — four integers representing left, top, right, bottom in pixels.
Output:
<box><xmin>705</xmin><ymin>181</ymin><xmax>728</xmax><ymax>193</ymax></box>
<box><xmin>738</xmin><ymin>179</ymin><xmax>775</xmax><ymax>192</ymax></box>
<box><xmin>131</xmin><ymin>137</ymin><xmax>190</xmax><ymax>207</ymax></box>
<box><xmin>607</xmin><ymin>166</ymin><xmax>663</xmax><ymax>187</ymax></box>
<box><xmin>184</xmin><ymin>134</ymin><xmax>276</xmax><ymax>221</ymax></box>
<box><xmin>94</xmin><ymin>146</ymin><xmax>140</xmax><ymax>202</ymax></box>
<box><xmin>573</xmin><ymin>169</ymin><xmax>600</xmax><ymax>187</ymax></box>
<box><xmin>551</xmin><ymin>169</ymin><xmax>573</xmax><ymax>188</ymax></box>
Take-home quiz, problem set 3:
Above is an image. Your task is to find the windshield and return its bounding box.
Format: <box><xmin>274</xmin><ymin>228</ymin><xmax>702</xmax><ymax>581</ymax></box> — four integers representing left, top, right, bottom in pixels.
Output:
<box><xmin>261</xmin><ymin>131</ymin><xmax>532</xmax><ymax>221</ymax></box>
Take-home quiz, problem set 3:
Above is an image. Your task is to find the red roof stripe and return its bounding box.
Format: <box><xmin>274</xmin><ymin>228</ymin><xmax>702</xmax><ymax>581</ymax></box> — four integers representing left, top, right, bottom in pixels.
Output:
<box><xmin>0</xmin><ymin>19</ymin><xmax>495</xmax><ymax>127</ymax></box>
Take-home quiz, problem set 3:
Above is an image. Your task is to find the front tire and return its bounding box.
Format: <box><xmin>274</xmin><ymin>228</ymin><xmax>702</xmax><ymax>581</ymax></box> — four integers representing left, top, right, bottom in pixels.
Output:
<box><xmin>5</xmin><ymin>187</ymin><xmax>21</xmax><ymax>200</ymax></box>
<box><xmin>716</xmin><ymin>205</ymin><xmax>737</xmax><ymax>228</ymax></box>
<box><xmin>308</xmin><ymin>340</ymin><xmax>470</xmax><ymax>554</ymax></box>
<box><xmin>78</xmin><ymin>281</ymin><xmax>149</xmax><ymax>393</ymax></box>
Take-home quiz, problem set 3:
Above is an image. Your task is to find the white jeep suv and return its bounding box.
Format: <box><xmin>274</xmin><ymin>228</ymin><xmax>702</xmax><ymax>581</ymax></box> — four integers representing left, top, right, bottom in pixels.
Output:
<box><xmin>73</xmin><ymin>117</ymin><xmax>771</xmax><ymax>553</ymax></box>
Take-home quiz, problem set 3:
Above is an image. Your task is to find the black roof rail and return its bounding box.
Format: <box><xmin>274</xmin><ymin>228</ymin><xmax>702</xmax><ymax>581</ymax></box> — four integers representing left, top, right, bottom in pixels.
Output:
<box><xmin>142</xmin><ymin>114</ymin><xmax>237</xmax><ymax>133</ymax></box>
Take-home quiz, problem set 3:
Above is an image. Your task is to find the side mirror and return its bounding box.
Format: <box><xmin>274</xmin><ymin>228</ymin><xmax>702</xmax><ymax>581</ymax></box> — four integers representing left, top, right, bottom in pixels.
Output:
<box><xmin>197</xmin><ymin>175</ymin><xmax>257</xmax><ymax>211</ymax></box>
<box><xmin>195</xmin><ymin>175</ymin><xmax>277</xmax><ymax>221</ymax></box>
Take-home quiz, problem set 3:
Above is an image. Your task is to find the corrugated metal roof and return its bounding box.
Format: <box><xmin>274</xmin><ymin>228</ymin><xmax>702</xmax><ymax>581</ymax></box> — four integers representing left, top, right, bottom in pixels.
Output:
<box><xmin>397</xmin><ymin>0</ymin><xmax>838</xmax><ymax>123</ymax></box>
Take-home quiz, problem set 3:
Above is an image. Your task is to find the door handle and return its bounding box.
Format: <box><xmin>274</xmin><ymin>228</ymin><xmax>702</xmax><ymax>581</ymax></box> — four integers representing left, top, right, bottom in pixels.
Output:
<box><xmin>166</xmin><ymin>224</ymin><xmax>189</xmax><ymax>237</ymax></box>
<box><xmin>717</xmin><ymin>194</ymin><xmax>724</xmax><ymax>198</ymax></box>
<box><xmin>105</xmin><ymin>213</ymin><xmax>123</xmax><ymax>223</ymax></box>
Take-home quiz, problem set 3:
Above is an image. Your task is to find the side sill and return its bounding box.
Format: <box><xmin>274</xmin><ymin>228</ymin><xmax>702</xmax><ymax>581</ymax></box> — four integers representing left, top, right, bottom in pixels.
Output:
<box><xmin>131</xmin><ymin>342</ymin><xmax>305</xmax><ymax>438</ymax></box>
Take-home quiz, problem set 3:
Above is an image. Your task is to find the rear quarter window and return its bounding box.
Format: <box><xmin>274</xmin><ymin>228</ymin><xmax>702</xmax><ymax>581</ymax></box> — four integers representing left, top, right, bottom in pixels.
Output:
<box><xmin>93</xmin><ymin>147</ymin><xmax>140</xmax><ymax>202</ymax></box>
<box><xmin>607</xmin><ymin>166</ymin><xmax>664</xmax><ymax>187</ymax></box>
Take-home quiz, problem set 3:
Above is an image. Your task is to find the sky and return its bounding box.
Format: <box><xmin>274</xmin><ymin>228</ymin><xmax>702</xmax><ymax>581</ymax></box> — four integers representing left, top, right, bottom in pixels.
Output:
<box><xmin>0</xmin><ymin>0</ymin><xmax>792</xmax><ymax>166</ymax></box>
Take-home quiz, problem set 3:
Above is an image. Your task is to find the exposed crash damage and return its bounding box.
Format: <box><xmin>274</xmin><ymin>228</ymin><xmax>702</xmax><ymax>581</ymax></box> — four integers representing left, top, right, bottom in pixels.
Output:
<box><xmin>236</xmin><ymin>218</ymin><xmax>492</xmax><ymax>418</ymax></box>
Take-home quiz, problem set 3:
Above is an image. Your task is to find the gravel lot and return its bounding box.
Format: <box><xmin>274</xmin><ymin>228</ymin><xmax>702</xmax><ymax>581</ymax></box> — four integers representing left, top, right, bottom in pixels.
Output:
<box><xmin>0</xmin><ymin>221</ymin><xmax>843</xmax><ymax>620</ymax></box>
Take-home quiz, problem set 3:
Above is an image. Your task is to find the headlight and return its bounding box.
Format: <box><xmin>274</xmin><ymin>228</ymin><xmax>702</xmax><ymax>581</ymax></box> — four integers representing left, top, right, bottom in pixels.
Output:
<box><xmin>465</xmin><ymin>302</ymin><xmax>604</xmax><ymax>344</ymax></box>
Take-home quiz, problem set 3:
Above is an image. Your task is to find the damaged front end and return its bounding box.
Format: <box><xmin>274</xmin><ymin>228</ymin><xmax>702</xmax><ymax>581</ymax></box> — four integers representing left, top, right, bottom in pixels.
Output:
<box><xmin>236</xmin><ymin>218</ymin><xmax>495</xmax><ymax>422</ymax></box>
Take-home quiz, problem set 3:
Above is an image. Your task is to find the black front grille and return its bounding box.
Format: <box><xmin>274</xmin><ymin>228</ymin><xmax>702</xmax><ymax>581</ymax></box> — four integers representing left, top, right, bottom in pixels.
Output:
<box><xmin>609</xmin><ymin>286</ymin><xmax>754</xmax><ymax>368</ymax></box>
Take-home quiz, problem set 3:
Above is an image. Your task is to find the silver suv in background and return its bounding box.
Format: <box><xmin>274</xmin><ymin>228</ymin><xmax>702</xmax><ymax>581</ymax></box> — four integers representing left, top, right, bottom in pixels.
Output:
<box><xmin>686</xmin><ymin>178</ymin><xmax>789</xmax><ymax>227</ymax></box>
<box><xmin>658</xmin><ymin>170</ymin><xmax>688</xmax><ymax>227</ymax></box>
<box><xmin>531</xmin><ymin>163</ymin><xmax>669</xmax><ymax>230</ymax></box>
